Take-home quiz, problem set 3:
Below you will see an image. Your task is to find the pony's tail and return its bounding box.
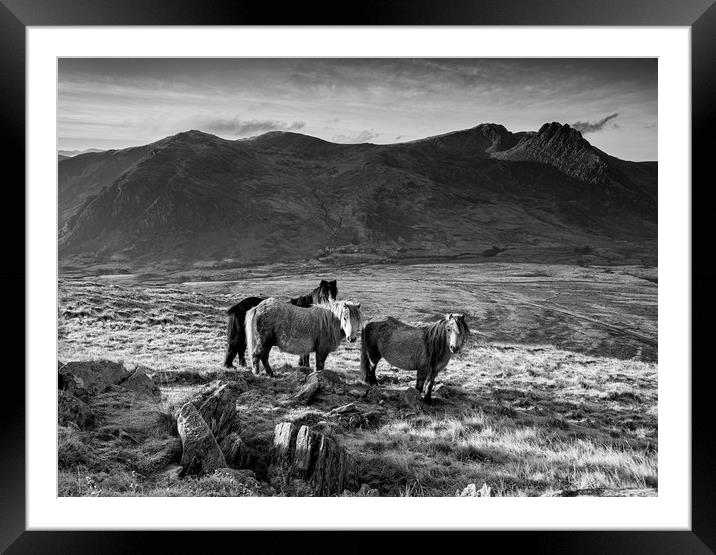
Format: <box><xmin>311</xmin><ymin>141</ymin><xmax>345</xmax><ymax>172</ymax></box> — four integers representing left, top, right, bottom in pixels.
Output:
<box><xmin>245</xmin><ymin>306</ymin><xmax>257</xmax><ymax>365</ymax></box>
<box><xmin>224</xmin><ymin>310</ymin><xmax>238</xmax><ymax>367</ymax></box>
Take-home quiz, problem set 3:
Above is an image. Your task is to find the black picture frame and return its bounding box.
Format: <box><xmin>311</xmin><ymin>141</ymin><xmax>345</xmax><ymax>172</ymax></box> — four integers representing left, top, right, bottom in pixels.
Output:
<box><xmin>3</xmin><ymin>1</ymin><xmax>713</xmax><ymax>552</ymax></box>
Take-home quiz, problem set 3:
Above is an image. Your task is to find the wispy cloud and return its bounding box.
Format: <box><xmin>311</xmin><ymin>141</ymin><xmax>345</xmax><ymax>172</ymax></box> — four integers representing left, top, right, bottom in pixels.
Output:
<box><xmin>57</xmin><ymin>59</ymin><xmax>657</xmax><ymax>160</ymax></box>
<box><xmin>571</xmin><ymin>113</ymin><xmax>619</xmax><ymax>134</ymax></box>
<box><xmin>202</xmin><ymin>117</ymin><xmax>305</xmax><ymax>136</ymax></box>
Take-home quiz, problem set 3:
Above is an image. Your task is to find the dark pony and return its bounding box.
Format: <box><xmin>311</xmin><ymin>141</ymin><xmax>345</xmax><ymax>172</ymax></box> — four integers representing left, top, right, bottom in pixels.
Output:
<box><xmin>224</xmin><ymin>279</ymin><xmax>337</xmax><ymax>368</ymax></box>
<box><xmin>360</xmin><ymin>313</ymin><xmax>470</xmax><ymax>403</ymax></box>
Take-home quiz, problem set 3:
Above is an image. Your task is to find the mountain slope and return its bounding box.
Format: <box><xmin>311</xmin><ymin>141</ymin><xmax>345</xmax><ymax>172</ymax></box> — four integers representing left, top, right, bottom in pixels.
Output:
<box><xmin>58</xmin><ymin>124</ymin><xmax>657</xmax><ymax>272</ymax></box>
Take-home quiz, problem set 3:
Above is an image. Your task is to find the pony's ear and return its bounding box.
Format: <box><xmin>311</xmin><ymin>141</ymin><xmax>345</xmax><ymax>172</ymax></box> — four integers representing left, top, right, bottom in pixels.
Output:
<box><xmin>320</xmin><ymin>280</ymin><xmax>328</xmax><ymax>286</ymax></box>
<box><xmin>355</xmin><ymin>302</ymin><xmax>361</xmax><ymax>308</ymax></box>
<box><xmin>329</xmin><ymin>280</ymin><xmax>337</xmax><ymax>286</ymax></box>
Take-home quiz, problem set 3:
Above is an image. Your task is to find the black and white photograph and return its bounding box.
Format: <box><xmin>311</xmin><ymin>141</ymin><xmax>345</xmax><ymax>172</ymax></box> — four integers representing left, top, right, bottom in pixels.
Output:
<box><xmin>56</xmin><ymin>57</ymin><xmax>659</xmax><ymax>498</ymax></box>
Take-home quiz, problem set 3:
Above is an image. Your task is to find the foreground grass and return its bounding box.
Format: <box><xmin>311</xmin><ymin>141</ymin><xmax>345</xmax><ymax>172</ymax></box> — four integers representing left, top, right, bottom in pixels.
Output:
<box><xmin>58</xmin><ymin>263</ymin><xmax>657</xmax><ymax>497</ymax></box>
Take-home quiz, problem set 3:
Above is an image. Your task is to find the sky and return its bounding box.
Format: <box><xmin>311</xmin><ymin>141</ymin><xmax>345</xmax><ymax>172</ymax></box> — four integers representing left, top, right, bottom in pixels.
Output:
<box><xmin>58</xmin><ymin>58</ymin><xmax>657</xmax><ymax>161</ymax></box>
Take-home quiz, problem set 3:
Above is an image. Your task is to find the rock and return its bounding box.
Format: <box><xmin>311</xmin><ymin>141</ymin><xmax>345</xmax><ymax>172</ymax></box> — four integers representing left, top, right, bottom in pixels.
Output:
<box><xmin>177</xmin><ymin>402</ymin><xmax>227</xmax><ymax>476</ymax></box>
<box><xmin>58</xmin><ymin>390</ymin><xmax>93</xmax><ymax>429</ymax></box>
<box><xmin>59</xmin><ymin>371</ymin><xmax>89</xmax><ymax>402</ymax></box>
<box><xmin>364</xmin><ymin>386</ymin><xmax>383</xmax><ymax>403</ymax></box>
<box><xmin>121</xmin><ymin>369</ymin><xmax>161</xmax><ymax>399</ymax></box>
<box><xmin>59</xmin><ymin>360</ymin><xmax>131</xmax><ymax>396</ymax></box>
<box><xmin>269</xmin><ymin>421</ymin><xmax>351</xmax><ymax>496</ymax></box>
<box><xmin>400</xmin><ymin>387</ymin><xmax>422</xmax><ymax>409</ymax></box>
<box><xmin>294</xmin><ymin>372</ymin><xmax>320</xmax><ymax>404</ymax></box>
<box><xmin>316</xmin><ymin>369</ymin><xmax>346</xmax><ymax>392</ymax></box>
<box><xmin>458</xmin><ymin>483</ymin><xmax>492</xmax><ymax>497</ymax></box>
<box><xmin>134</xmin><ymin>436</ymin><xmax>183</xmax><ymax>475</ymax></box>
<box><xmin>190</xmin><ymin>379</ymin><xmax>247</xmax><ymax>443</ymax></box>
<box><xmin>272</xmin><ymin>422</ymin><xmax>299</xmax><ymax>466</ymax></box>
<box><xmin>219</xmin><ymin>432</ymin><xmax>252</xmax><ymax>468</ymax></box>
<box><xmin>310</xmin><ymin>433</ymin><xmax>349</xmax><ymax>496</ymax></box>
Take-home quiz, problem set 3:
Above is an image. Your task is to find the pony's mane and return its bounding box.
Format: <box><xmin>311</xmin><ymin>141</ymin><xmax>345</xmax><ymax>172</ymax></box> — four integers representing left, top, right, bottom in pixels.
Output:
<box><xmin>423</xmin><ymin>319</ymin><xmax>450</xmax><ymax>369</ymax></box>
<box><xmin>312</xmin><ymin>304</ymin><xmax>343</xmax><ymax>349</ymax></box>
<box><xmin>290</xmin><ymin>280</ymin><xmax>337</xmax><ymax>307</ymax></box>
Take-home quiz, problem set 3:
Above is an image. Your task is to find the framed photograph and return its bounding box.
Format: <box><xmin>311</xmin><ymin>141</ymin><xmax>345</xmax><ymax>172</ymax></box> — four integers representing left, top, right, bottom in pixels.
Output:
<box><xmin>4</xmin><ymin>0</ymin><xmax>713</xmax><ymax>551</ymax></box>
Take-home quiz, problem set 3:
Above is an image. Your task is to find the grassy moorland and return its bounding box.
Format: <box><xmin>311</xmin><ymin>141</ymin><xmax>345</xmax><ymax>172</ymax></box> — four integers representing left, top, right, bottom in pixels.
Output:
<box><xmin>58</xmin><ymin>262</ymin><xmax>657</xmax><ymax>497</ymax></box>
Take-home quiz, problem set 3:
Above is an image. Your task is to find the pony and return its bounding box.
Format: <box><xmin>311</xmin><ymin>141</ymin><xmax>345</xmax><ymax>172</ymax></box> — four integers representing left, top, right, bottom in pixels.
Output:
<box><xmin>245</xmin><ymin>297</ymin><xmax>362</xmax><ymax>376</ymax></box>
<box><xmin>224</xmin><ymin>280</ymin><xmax>337</xmax><ymax>368</ymax></box>
<box><xmin>360</xmin><ymin>313</ymin><xmax>469</xmax><ymax>403</ymax></box>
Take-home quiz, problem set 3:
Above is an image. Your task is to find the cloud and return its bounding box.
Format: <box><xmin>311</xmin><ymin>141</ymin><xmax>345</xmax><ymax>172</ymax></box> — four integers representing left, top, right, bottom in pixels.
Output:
<box><xmin>332</xmin><ymin>129</ymin><xmax>379</xmax><ymax>143</ymax></box>
<box><xmin>571</xmin><ymin>113</ymin><xmax>619</xmax><ymax>134</ymax></box>
<box><xmin>202</xmin><ymin>117</ymin><xmax>305</xmax><ymax>136</ymax></box>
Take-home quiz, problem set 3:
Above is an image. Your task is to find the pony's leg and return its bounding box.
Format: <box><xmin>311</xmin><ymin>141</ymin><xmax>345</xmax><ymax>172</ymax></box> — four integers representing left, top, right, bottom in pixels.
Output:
<box><xmin>237</xmin><ymin>333</ymin><xmax>247</xmax><ymax>367</ymax></box>
<box><xmin>224</xmin><ymin>344</ymin><xmax>237</xmax><ymax>369</ymax></box>
<box><xmin>250</xmin><ymin>350</ymin><xmax>261</xmax><ymax>376</ymax></box>
<box><xmin>315</xmin><ymin>351</ymin><xmax>328</xmax><ymax>371</ymax></box>
<box><xmin>224</xmin><ymin>319</ymin><xmax>237</xmax><ymax>368</ymax></box>
<box><xmin>297</xmin><ymin>354</ymin><xmax>310</xmax><ymax>368</ymax></box>
<box><xmin>423</xmin><ymin>379</ymin><xmax>436</xmax><ymax>404</ymax></box>
<box><xmin>422</xmin><ymin>368</ymin><xmax>439</xmax><ymax>404</ymax></box>
<box><xmin>415</xmin><ymin>367</ymin><xmax>429</xmax><ymax>392</ymax></box>
<box><xmin>261</xmin><ymin>346</ymin><xmax>274</xmax><ymax>377</ymax></box>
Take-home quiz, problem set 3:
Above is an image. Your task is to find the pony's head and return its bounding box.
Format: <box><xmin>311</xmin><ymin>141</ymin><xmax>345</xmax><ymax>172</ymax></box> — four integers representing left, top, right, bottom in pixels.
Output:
<box><xmin>337</xmin><ymin>301</ymin><xmax>362</xmax><ymax>343</ymax></box>
<box><xmin>317</xmin><ymin>279</ymin><xmax>338</xmax><ymax>303</ymax></box>
<box><xmin>446</xmin><ymin>313</ymin><xmax>469</xmax><ymax>354</ymax></box>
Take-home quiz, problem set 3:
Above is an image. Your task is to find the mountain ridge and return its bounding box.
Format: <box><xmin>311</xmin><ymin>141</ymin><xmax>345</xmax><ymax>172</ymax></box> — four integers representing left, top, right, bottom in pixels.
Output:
<box><xmin>58</xmin><ymin>122</ymin><xmax>657</xmax><ymax>273</ymax></box>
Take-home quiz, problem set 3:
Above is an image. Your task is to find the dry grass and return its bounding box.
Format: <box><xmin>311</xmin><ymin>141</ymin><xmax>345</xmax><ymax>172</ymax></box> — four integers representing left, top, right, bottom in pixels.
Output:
<box><xmin>58</xmin><ymin>262</ymin><xmax>657</xmax><ymax>497</ymax></box>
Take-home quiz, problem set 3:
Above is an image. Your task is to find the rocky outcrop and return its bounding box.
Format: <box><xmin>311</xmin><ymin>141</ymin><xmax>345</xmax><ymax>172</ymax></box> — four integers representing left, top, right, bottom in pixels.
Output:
<box><xmin>190</xmin><ymin>379</ymin><xmax>247</xmax><ymax>441</ymax></box>
<box><xmin>293</xmin><ymin>372</ymin><xmax>320</xmax><ymax>404</ymax></box>
<box><xmin>59</xmin><ymin>360</ymin><xmax>131</xmax><ymax>396</ymax></box>
<box><xmin>177</xmin><ymin>402</ymin><xmax>227</xmax><ymax>476</ymax></box>
<box><xmin>121</xmin><ymin>368</ymin><xmax>161</xmax><ymax>399</ymax></box>
<box><xmin>269</xmin><ymin>422</ymin><xmax>352</xmax><ymax>496</ymax></box>
<box><xmin>58</xmin><ymin>390</ymin><xmax>93</xmax><ymax>429</ymax></box>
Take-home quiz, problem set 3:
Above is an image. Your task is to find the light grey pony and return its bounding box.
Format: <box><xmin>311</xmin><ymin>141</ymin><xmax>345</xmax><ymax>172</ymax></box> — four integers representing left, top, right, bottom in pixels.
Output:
<box><xmin>360</xmin><ymin>313</ymin><xmax>469</xmax><ymax>403</ymax></box>
<box><xmin>245</xmin><ymin>297</ymin><xmax>362</xmax><ymax>376</ymax></box>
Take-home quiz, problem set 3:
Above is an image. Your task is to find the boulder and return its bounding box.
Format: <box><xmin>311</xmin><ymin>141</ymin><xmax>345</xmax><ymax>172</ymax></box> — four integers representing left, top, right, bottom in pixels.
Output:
<box><xmin>190</xmin><ymin>379</ymin><xmax>247</xmax><ymax>442</ymax></box>
<box><xmin>59</xmin><ymin>360</ymin><xmax>131</xmax><ymax>396</ymax></box>
<box><xmin>59</xmin><ymin>371</ymin><xmax>89</xmax><ymax>402</ymax></box>
<box><xmin>269</xmin><ymin>421</ymin><xmax>352</xmax><ymax>496</ymax></box>
<box><xmin>177</xmin><ymin>402</ymin><xmax>227</xmax><ymax>476</ymax></box>
<box><xmin>134</xmin><ymin>436</ymin><xmax>183</xmax><ymax>475</ymax></box>
<box><xmin>58</xmin><ymin>390</ymin><xmax>93</xmax><ymax>429</ymax></box>
<box><xmin>121</xmin><ymin>369</ymin><xmax>161</xmax><ymax>399</ymax></box>
<box><xmin>293</xmin><ymin>372</ymin><xmax>320</xmax><ymax>405</ymax></box>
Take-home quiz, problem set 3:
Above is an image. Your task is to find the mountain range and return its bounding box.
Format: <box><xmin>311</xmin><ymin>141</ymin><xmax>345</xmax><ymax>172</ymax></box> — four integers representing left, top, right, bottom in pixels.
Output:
<box><xmin>58</xmin><ymin>123</ymin><xmax>657</xmax><ymax>273</ymax></box>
